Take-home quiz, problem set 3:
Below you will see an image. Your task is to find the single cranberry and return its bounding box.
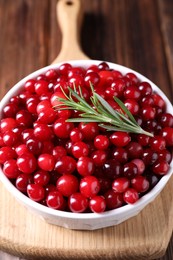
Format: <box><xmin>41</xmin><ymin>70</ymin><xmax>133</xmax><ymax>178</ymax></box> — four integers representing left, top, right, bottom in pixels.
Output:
<box><xmin>80</xmin><ymin>175</ymin><xmax>100</xmax><ymax>198</ymax></box>
<box><xmin>125</xmin><ymin>72</ymin><xmax>139</xmax><ymax>84</ymax></box>
<box><xmin>59</xmin><ymin>63</ymin><xmax>72</xmax><ymax>75</ymax></box>
<box><xmin>137</xmin><ymin>134</ymin><xmax>150</xmax><ymax>146</ymax></box>
<box><xmin>0</xmin><ymin>146</ymin><xmax>16</xmax><ymax>163</ymax></box>
<box><xmin>3</xmin><ymin>159</ymin><xmax>21</xmax><ymax>179</ymax></box>
<box><xmin>34</xmin><ymin>170</ymin><xmax>50</xmax><ymax>186</ymax></box>
<box><xmin>16</xmin><ymin>110</ymin><xmax>33</xmax><ymax>127</ymax></box>
<box><xmin>56</xmin><ymin>175</ymin><xmax>79</xmax><ymax>197</ymax></box>
<box><xmin>98</xmin><ymin>62</ymin><xmax>109</xmax><ymax>71</ymax></box>
<box><xmin>131</xmin><ymin>176</ymin><xmax>149</xmax><ymax>193</ymax></box>
<box><xmin>141</xmin><ymin>148</ymin><xmax>158</xmax><ymax>166</ymax></box>
<box><xmin>79</xmin><ymin>122</ymin><xmax>99</xmax><ymax>141</ymax></box>
<box><xmin>161</xmin><ymin>127</ymin><xmax>173</xmax><ymax>146</ymax></box>
<box><xmin>110</xmin><ymin>78</ymin><xmax>126</xmax><ymax>98</ymax></box>
<box><xmin>77</xmin><ymin>156</ymin><xmax>95</xmax><ymax>176</ymax></box>
<box><xmin>124</xmin><ymin>99</ymin><xmax>139</xmax><ymax>115</ymax></box>
<box><xmin>141</xmin><ymin>96</ymin><xmax>154</xmax><ymax>106</ymax></box>
<box><xmin>149</xmin><ymin>136</ymin><xmax>166</xmax><ymax>152</ymax></box>
<box><xmin>152</xmin><ymin>160</ymin><xmax>169</xmax><ymax>175</ymax></box>
<box><xmin>38</xmin><ymin>108</ymin><xmax>57</xmax><ymax>124</ymax></box>
<box><xmin>94</xmin><ymin>135</ymin><xmax>110</xmax><ymax>150</ymax></box>
<box><xmin>0</xmin><ymin>118</ymin><xmax>17</xmax><ymax>133</ymax></box>
<box><xmin>103</xmin><ymin>159</ymin><xmax>123</xmax><ymax>179</ymax></box>
<box><xmin>68</xmin><ymin>193</ymin><xmax>88</xmax><ymax>213</ymax></box>
<box><xmin>124</xmin><ymin>85</ymin><xmax>141</xmax><ymax>100</ymax></box>
<box><xmin>16</xmin><ymin>174</ymin><xmax>33</xmax><ymax>192</ymax></box>
<box><xmin>123</xmin><ymin>188</ymin><xmax>139</xmax><ymax>204</ymax></box>
<box><xmin>38</xmin><ymin>154</ymin><xmax>55</xmax><ymax>171</ymax></box>
<box><xmin>24</xmin><ymin>79</ymin><xmax>36</xmax><ymax>93</ymax></box>
<box><xmin>34</xmin><ymin>124</ymin><xmax>53</xmax><ymax>141</ymax></box>
<box><xmin>138</xmin><ymin>82</ymin><xmax>152</xmax><ymax>96</ymax></box>
<box><xmin>89</xmin><ymin>196</ymin><xmax>106</xmax><ymax>213</ymax></box>
<box><xmin>91</xmin><ymin>150</ymin><xmax>107</xmax><ymax>166</ymax></box>
<box><xmin>72</xmin><ymin>141</ymin><xmax>89</xmax><ymax>158</ymax></box>
<box><xmin>110</xmin><ymin>131</ymin><xmax>131</xmax><ymax>147</ymax></box>
<box><xmin>98</xmin><ymin>70</ymin><xmax>115</xmax><ymax>87</ymax></box>
<box><xmin>15</xmin><ymin>144</ymin><xmax>29</xmax><ymax>156</ymax></box>
<box><xmin>70</xmin><ymin>128</ymin><xmax>83</xmax><ymax>143</ymax></box>
<box><xmin>17</xmin><ymin>152</ymin><xmax>37</xmax><ymax>174</ymax></box>
<box><xmin>84</xmin><ymin>72</ymin><xmax>100</xmax><ymax>88</ymax></box>
<box><xmin>45</xmin><ymin>69</ymin><xmax>58</xmax><ymax>80</ymax></box>
<box><xmin>53</xmin><ymin>118</ymin><xmax>74</xmax><ymax>139</ymax></box>
<box><xmin>52</xmin><ymin>146</ymin><xmax>67</xmax><ymax>160</ymax></box>
<box><xmin>46</xmin><ymin>190</ymin><xmax>64</xmax><ymax>209</ymax></box>
<box><xmin>140</xmin><ymin>106</ymin><xmax>156</xmax><ymax>121</ymax></box>
<box><xmin>27</xmin><ymin>183</ymin><xmax>45</xmax><ymax>202</ymax></box>
<box><xmin>152</xmin><ymin>93</ymin><xmax>165</xmax><ymax>109</ymax></box>
<box><xmin>158</xmin><ymin>149</ymin><xmax>172</xmax><ymax>163</ymax></box>
<box><xmin>159</xmin><ymin>113</ymin><xmax>173</xmax><ymax>127</ymax></box>
<box><xmin>111</xmin><ymin>147</ymin><xmax>128</xmax><ymax>163</ymax></box>
<box><xmin>3</xmin><ymin>130</ymin><xmax>18</xmax><ymax>146</ymax></box>
<box><xmin>146</xmin><ymin>173</ymin><xmax>160</xmax><ymax>189</ymax></box>
<box><xmin>26</xmin><ymin>137</ymin><xmax>43</xmax><ymax>155</ymax></box>
<box><xmin>112</xmin><ymin>177</ymin><xmax>130</xmax><ymax>193</ymax></box>
<box><xmin>123</xmin><ymin>162</ymin><xmax>138</xmax><ymax>179</ymax></box>
<box><xmin>35</xmin><ymin>80</ymin><xmax>49</xmax><ymax>95</ymax></box>
<box><xmin>104</xmin><ymin>190</ymin><xmax>124</xmax><ymax>209</ymax></box>
<box><xmin>3</xmin><ymin>103</ymin><xmax>19</xmax><ymax>118</ymax></box>
<box><xmin>55</xmin><ymin>155</ymin><xmax>76</xmax><ymax>174</ymax></box>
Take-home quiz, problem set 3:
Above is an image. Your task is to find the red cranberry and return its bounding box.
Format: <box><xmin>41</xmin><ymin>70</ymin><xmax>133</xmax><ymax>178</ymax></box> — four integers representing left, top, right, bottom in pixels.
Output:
<box><xmin>80</xmin><ymin>175</ymin><xmax>100</xmax><ymax>198</ymax></box>
<box><xmin>56</xmin><ymin>175</ymin><xmax>79</xmax><ymax>197</ymax></box>
<box><xmin>123</xmin><ymin>188</ymin><xmax>139</xmax><ymax>204</ymax></box>
<box><xmin>68</xmin><ymin>193</ymin><xmax>88</xmax><ymax>213</ymax></box>
<box><xmin>89</xmin><ymin>196</ymin><xmax>106</xmax><ymax>213</ymax></box>
<box><xmin>104</xmin><ymin>190</ymin><xmax>124</xmax><ymax>209</ymax></box>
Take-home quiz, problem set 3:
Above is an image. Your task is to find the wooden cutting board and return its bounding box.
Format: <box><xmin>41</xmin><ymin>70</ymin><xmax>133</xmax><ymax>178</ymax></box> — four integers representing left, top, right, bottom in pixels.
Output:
<box><xmin>0</xmin><ymin>0</ymin><xmax>173</xmax><ymax>259</ymax></box>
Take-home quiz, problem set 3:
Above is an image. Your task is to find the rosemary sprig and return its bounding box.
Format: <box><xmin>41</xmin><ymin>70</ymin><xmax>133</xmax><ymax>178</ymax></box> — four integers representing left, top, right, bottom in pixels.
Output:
<box><xmin>54</xmin><ymin>85</ymin><xmax>153</xmax><ymax>137</ymax></box>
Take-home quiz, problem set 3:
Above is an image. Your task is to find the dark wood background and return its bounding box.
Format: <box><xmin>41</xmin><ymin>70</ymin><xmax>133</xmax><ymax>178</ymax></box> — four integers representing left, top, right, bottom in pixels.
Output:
<box><xmin>0</xmin><ymin>0</ymin><xmax>173</xmax><ymax>259</ymax></box>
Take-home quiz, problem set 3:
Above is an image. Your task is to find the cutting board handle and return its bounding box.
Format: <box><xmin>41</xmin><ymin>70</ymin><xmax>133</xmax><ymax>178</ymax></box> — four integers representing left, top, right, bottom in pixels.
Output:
<box><xmin>52</xmin><ymin>0</ymin><xmax>89</xmax><ymax>64</ymax></box>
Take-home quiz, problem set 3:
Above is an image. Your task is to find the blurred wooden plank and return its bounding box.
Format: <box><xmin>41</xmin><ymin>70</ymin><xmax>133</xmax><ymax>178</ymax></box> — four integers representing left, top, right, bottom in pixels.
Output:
<box><xmin>158</xmin><ymin>0</ymin><xmax>173</xmax><ymax>96</ymax></box>
<box><xmin>0</xmin><ymin>0</ymin><xmax>49</xmax><ymax>99</ymax></box>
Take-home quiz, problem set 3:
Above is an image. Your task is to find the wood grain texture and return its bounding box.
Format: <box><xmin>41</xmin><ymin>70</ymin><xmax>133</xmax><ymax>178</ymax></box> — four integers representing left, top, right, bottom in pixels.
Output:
<box><xmin>0</xmin><ymin>0</ymin><xmax>173</xmax><ymax>259</ymax></box>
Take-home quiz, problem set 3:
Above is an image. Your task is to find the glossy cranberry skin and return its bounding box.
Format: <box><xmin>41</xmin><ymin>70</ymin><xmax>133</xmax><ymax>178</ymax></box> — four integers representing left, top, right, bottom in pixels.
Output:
<box><xmin>77</xmin><ymin>156</ymin><xmax>95</xmax><ymax>176</ymax></box>
<box><xmin>123</xmin><ymin>162</ymin><xmax>138</xmax><ymax>179</ymax></box>
<box><xmin>89</xmin><ymin>196</ymin><xmax>106</xmax><ymax>213</ymax></box>
<box><xmin>35</xmin><ymin>80</ymin><xmax>49</xmax><ymax>95</ymax></box>
<box><xmin>3</xmin><ymin>130</ymin><xmax>18</xmax><ymax>146</ymax></box>
<box><xmin>55</xmin><ymin>156</ymin><xmax>76</xmax><ymax>174</ymax></box>
<box><xmin>34</xmin><ymin>124</ymin><xmax>53</xmax><ymax>141</ymax></box>
<box><xmin>140</xmin><ymin>106</ymin><xmax>156</xmax><ymax>121</ymax></box>
<box><xmin>15</xmin><ymin>144</ymin><xmax>29</xmax><ymax>156</ymax></box>
<box><xmin>158</xmin><ymin>149</ymin><xmax>172</xmax><ymax>163</ymax></box>
<box><xmin>0</xmin><ymin>146</ymin><xmax>16</xmax><ymax>163</ymax></box>
<box><xmin>0</xmin><ymin>118</ymin><xmax>17</xmax><ymax>133</ymax></box>
<box><xmin>16</xmin><ymin>110</ymin><xmax>33</xmax><ymax>127</ymax></box>
<box><xmin>27</xmin><ymin>183</ymin><xmax>45</xmax><ymax>202</ymax></box>
<box><xmin>149</xmin><ymin>136</ymin><xmax>166</xmax><ymax>152</ymax></box>
<box><xmin>126</xmin><ymin>142</ymin><xmax>143</xmax><ymax>159</ymax></box>
<box><xmin>94</xmin><ymin>135</ymin><xmax>110</xmax><ymax>150</ymax></box>
<box><xmin>17</xmin><ymin>153</ymin><xmax>37</xmax><ymax>174</ymax></box>
<box><xmin>159</xmin><ymin>113</ymin><xmax>173</xmax><ymax>127</ymax></box>
<box><xmin>91</xmin><ymin>150</ymin><xmax>107</xmax><ymax>166</ymax></box>
<box><xmin>152</xmin><ymin>161</ymin><xmax>169</xmax><ymax>175</ymax></box>
<box><xmin>56</xmin><ymin>175</ymin><xmax>79</xmax><ymax>197</ymax></box>
<box><xmin>53</xmin><ymin>118</ymin><xmax>74</xmax><ymax>139</ymax></box>
<box><xmin>124</xmin><ymin>85</ymin><xmax>141</xmax><ymax>100</ymax></box>
<box><xmin>59</xmin><ymin>63</ymin><xmax>72</xmax><ymax>75</ymax></box>
<box><xmin>24</xmin><ymin>79</ymin><xmax>36</xmax><ymax>93</ymax></box>
<box><xmin>112</xmin><ymin>177</ymin><xmax>130</xmax><ymax>193</ymax></box>
<box><xmin>104</xmin><ymin>190</ymin><xmax>124</xmax><ymax>210</ymax></box>
<box><xmin>131</xmin><ymin>176</ymin><xmax>149</xmax><ymax>193</ymax></box>
<box><xmin>161</xmin><ymin>127</ymin><xmax>173</xmax><ymax>146</ymax></box>
<box><xmin>72</xmin><ymin>141</ymin><xmax>89</xmax><ymax>158</ymax></box>
<box><xmin>79</xmin><ymin>122</ymin><xmax>99</xmax><ymax>141</ymax></box>
<box><xmin>80</xmin><ymin>175</ymin><xmax>100</xmax><ymax>198</ymax></box>
<box><xmin>138</xmin><ymin>82</ymin><xmax>152</xmax><ymax>96</ymax></box>
<box><xmin>52</xmin><ymin>146</ymin><xmax>67</xmax><ymax>160</ymax></box>
<box><xmin>16</xmin><ymin>174</ymin><xmax>33</xmax><ymax>192</ymax></box>
<box><xmin>84</xmin><ymin>72</ymin><xmax>100</xmax><ymax>88</ymax></box>
<box><xmin>38</xmin><ymin>154</ymin><xmax>55</xmax><ymax>171</ymax></box>
<box><xmin>111</xmin><ymin>147</ymin><xmax>128</xmax><ymax>163</ymax></box>
<box><xmin>103</xmin><ymin>160</ymin><xmax>122</xmax><ymax>180</ymax></box>
<box><xmin>3</xmin><ymin>103</ymin><xmax>19</xmax><ymax>118</ymax></box>
<box><xmin>131</xmin><ymin>159</ymin><xmax>145</xmax><ymax>175</ymax></box>
<box><xmin>123</xmin><ymin>188</ymin><xmax>139</xmax><ymax>204</ymax></box>
<box><xmin>68</xmin><ymin>193</ymin><xmax>88</xmax><ymax>213</ymax></box>
<box><xmin>70</xmin><ymin>128</ymin><xmax>83</xmax><ymax>143</ymax></box>
<box><xmin>110</xmin><ymin>132</ymin><xmax>131</xmax><ymax>147</ymax></box>
<box><xmin>46</xmin><ymin>191</ymin><xmax>64</xmax><ymax>209</ymax></box>
<box><xmin>34</xmin><ymin>170</ymin><xmax>50</xmax><ymax>186</ymax></box>
<box><xmin>45</xmin><ymin>69</ymin><xmax>58</xmax><ymax>80</ymax></box>
<box><xmin>141</xmin><ymin>148</ymin><xmax>158</xmax><ymax>166</ymax></box>
<box><xmin>124</xmin><ymin>99</ymin><xmax>139</xmax><ymax>115</ymax></box>
<box><xmin>26</xmin><ymin>137</ymin><xmax>43</xmax><ymax>155</ymax></box>
<box><xmin>152</xmin><ymin>93</ymin><xmax>165</xmax><ymax>109</ymax></box>
<box><xmin>3</xmin><ymin>159</ymin><xmax>21</xmax><ymax>179</ymax></box>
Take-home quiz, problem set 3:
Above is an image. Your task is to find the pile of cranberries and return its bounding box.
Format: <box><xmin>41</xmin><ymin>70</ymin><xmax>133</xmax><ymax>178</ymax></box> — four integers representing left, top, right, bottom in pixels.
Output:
<box><xmin>0</xmin><ymin>62</ymin><xmax>173</xmax><ymax>214</ymax></box>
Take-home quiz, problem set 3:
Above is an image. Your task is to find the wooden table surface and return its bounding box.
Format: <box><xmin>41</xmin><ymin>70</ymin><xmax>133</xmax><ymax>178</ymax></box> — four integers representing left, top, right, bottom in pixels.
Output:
<box><xmin>0</xmin><ymin>0</ymin><xmax>173</xmax><ymax>259</ymax></box>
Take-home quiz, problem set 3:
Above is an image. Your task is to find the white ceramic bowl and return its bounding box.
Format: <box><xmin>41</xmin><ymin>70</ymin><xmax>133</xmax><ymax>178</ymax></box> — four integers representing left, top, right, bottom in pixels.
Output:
<box><xmin>0</xmin><ymin>60</ymin><xmax>173</xmax><ymax>230</ymax></box>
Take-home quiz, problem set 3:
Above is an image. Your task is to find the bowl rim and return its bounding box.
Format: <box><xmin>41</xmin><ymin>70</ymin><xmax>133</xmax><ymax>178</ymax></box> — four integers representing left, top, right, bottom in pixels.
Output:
<box><xmin>0</xmin><ymin>59</ymin><xmax>173</xmax><ymax>220</ymax></box>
